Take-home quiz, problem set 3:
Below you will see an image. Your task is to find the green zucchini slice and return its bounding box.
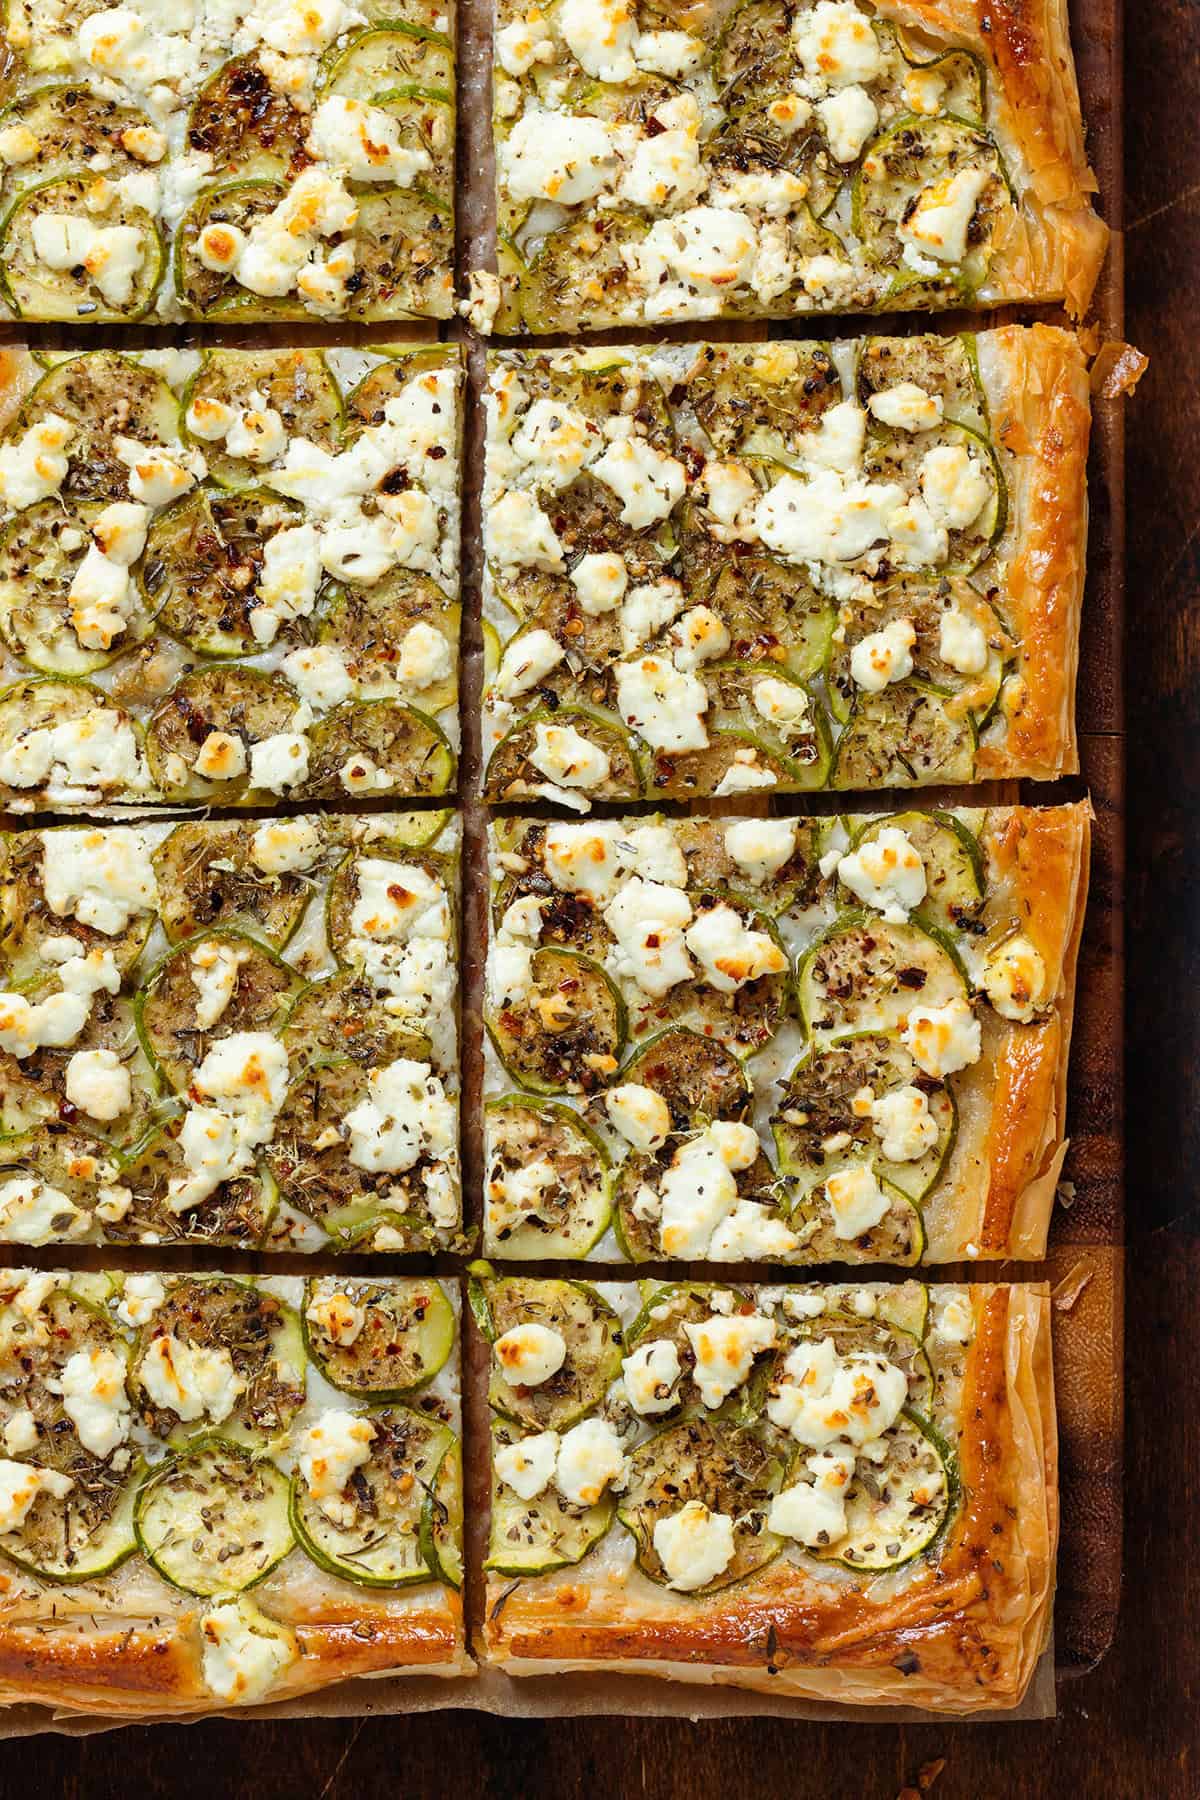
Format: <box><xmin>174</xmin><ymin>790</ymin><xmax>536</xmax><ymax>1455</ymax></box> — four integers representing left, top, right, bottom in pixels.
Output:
<box><xmin>346</xmin><ymin>186</ymin><xmax>455</xmax><ymax>321</ymax></box>
<box><xmin>684</xmin><ymin>340</ymin><xmax>842</xmax><ymax>457</ymax></box>
<box><xmin>504</xmin><ymin>210</ymin><xmax>651</xmax><ymax>337</ymax></box>
<box><xmin>477</xmin><ymin>1275</ymin><xmax>623</xmax><ymax>1433</ymax></box>
<box><xmin>862</xmin><ymin>421</ymin><xmax>1005</xmax><ymax>573</ymax></box>
<box><xmin>616</xmin><ymin>1026</ymin><xmax>751</xmax><ymax>1129</ymax></box>
<box><xmin>0</xmin><ymin>499</ymin><xmax>158</xmax><ymax>674</ymax></box>
<box><xmin>485</xmin><ymin>705</ymin><xmax>643</xmax><ymax>805</ymax></box>
<box><xmin>675</xmin><ymin>533</ymin><xmax>835</xmax><ymax>680</ymax></box>
<box><xmin>782</xmin><ymin>1304</ymin><xmax>935</xmax><ymax>1419</ymax></box>
<box><xmin>844</xmin><ymin>810</ymin><xmax>985</xmax><ymax>932</ymax></box>
<box><xmin>853</xmin><ymin>115</ymin><xmax>1009</xmax><ymax>295</ymax></box>
<box><xmin>773</xmin><ymin>1032</ymin><xmax>955</xmax><ymax>1205</ymax></box>
<box><xmin>653</xmin><ymin>899</ymin><xmax>790</xmax><ymax>1057</ymax></box>
<box><xmin>290</xmin><ymin>1407</ymin><xmax>454</xmax><ymax>1588</ymax></box>
<box><xmin>129</xmin><ymin>1276</ymin><xmax>306</xmax><ymax>1447</ymax></box>
<box><xmin>307</xmin><ymin>699</ymin><xmax>456</xmax><ymax>798</ymax></box>
<box><xmin>10</xmin><ymin>351</ymin><xmax>178</xmax><ymax>503</ymax></box>
<box><xmin>0</xmin><ymin>1459</ymin><xmax>139</xmax><ymax>1582</ymax></box>
<box><xmin>0</xmin><ymin>677</ymin><xmax>142</xmax><ymax>805</ymax></box>
<box><xmin>0</xmin><ymin>823</ymin><xmax>153</xmax><ymax>980</ymax></box>
<box><xmin>151</xmin><ymin>820</ymin><xmax>320</xmax><ymax>949</ymax></box>
<box><xmin>343</xmin><ymin>346</ymin><xmax>456</xmax><ymax>435</ymax></box>
<box><xmin>135</xmin><ymin>1437</ymin><xmax>294</xmax><ymax>1596</ymax></box>
<box><xmin>142</xmin><ymin>486</ymin><xmax>306</xmax><ymax>656</ymax></box>
<box><xmin>0</xmin><ymin>86</ymin><xmax>153</xmax><ymax>196</ymax></box>
<box><xmin>854</xmin><ymin>333</ymin><xmax>986</xmax><ymax>433</ymax></box>
<box><xmin>302</xmin><ymin>1277</ymin><xmax>455</xmax><ymax>1398</ymax></box>
<box><xmin>174</xmin><ymin>180</ymin><xmax>291</xmax><ymax>318</ymax></box>
<box><xmin>320</xmin><ymin>23</ymin><xmax>454</xmax><ymax>101</ymax></box>
<box><xmin>145</xmin><ymin>666</ymin><xmax>300</xmax><ymax>802</ymax></box>
<box><xmin>797</xmin><ymin>914</ymin><xmax>967</xmax><ymax>1044</ymax></box>
<box><xmin>281</xmin><ymin>969</ymin><xmax>428</xmax><ymax>1071</ymax></box>
<box><xmin>115</xmin><ymin>1116</ymin><xmax>276</xmax><ymax>1249</ymax></box>
<box><xmin>487</xmin><ymin>946</ymin><xmax>626</xmax><ymax>1096</ymax></box>
<box><xmin>674</xmin><ymin>814</ymin><xmax>821</xmax><ymax>916</ymax></box>
<box><xmin>486</xmin><ymin>1418</ymin><xmax>613</xmax><ymax>1576</ymax></box>
<box><xmin>421</xmin><ymin>1437</ymin><xmax>464</xmax><ymax>1588</ymax></box>
<box><xmin>618</xmin><ymin>1417</ymin><xmax>785</xmax><ymax>1594</ymax></box>
<box><xmin>817</xmin><ymin>1411</ymin><xmax>951</xmax><ymax>1572</ymax></box>
<box><xmin>484</xmin><ymin>1095</ymin><xmax>611</xmax><ymax>1258</ymax></box>
<box><xmin>186</xmin><ymin>54</ymin><xmax>311</xmax><ymax>184</ymax></box>
<box><xmin>623</xmin><ymin>1282</ymin><xmax>758</xmax><ymax>1411</ymax></box>
<box><xmin>135</xmin><ymin>929</ymin><xmax>298</xmax><ymax>1093</ymax></box>
<box><xmin>182</xmin><ymin>347</ymin><xmax>343</xmax><ymax>485</ymax></box>
<box><xmin>0</xmin><ymin>173</ymin><xmax>163</xmax><ymax>321</ymax></box>
<box><xmin>831</xmin><ymin>689</ymin><xmax>976</xmax><ymax>789</ymax></box>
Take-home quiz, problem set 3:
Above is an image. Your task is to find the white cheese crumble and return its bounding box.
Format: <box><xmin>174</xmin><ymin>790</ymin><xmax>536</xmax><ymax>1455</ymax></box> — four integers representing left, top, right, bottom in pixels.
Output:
<box><xmin>653</xmin><ymin>1500</ymin><xmax>734</xmax><ymax>1590</ymax></box>
<box><xmin>683</xmin><ymin>1311</ymin><xmax>776</xmax><ymax>1408</ymax></box>
<box><xmin>494</xmin><ymin>1322</ymin><xmax>566</xmax><ymax>1387</ymax></box>
<box><xmin>621</xmin><ymin>1339</ymin><xmax>681</xmax><ymax>1415</ymax></box>
<box><xmin>59</xmin><ymin>1344</ymin><xmax>131</xmax><ymax>1455</ymax></box>
<box><xmin>554</xmin><ymin>1416</ymin><xmax>625</xmax><ymax>1506</ymax></box>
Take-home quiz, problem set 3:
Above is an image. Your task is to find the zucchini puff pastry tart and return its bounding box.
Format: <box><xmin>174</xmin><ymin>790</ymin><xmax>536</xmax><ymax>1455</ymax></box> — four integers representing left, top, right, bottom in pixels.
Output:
<box><xmin>0</xmin><ymin>342</ymin><xmax>461</xmax><ymax>808</ymax></box>
<box><xmin>0</xmin><ymin>0</ymin><xmax>455</xmax><ymax>321</ymax></box>
<box><xmin>485</xmin><ymin>0</ymin><xmax>1106</xmax><ymax>333</ymax></box>
<box><xmin>481</xmin><ymin>330</ymin><xmax>1089</xmax><ymax>804</ymax></box>
<box><xmin>482</xmin><ymin>802</ymin><xmax>1089</xmax><ymax>1264</ymax></box>
<box><xmin>0</xmin><ymin>810</ymin><xmax>463</xmax><ymax>1254</ymax></box>
<box><xmin>476</xmin><ymin>1274</ymin><xmax>1057</xmax><ymax>1714</ymax></box>
<box><xmin>0</xmin><ymin>1270</ymin><xmax>467</xmax><ymax>1714</ymax></box>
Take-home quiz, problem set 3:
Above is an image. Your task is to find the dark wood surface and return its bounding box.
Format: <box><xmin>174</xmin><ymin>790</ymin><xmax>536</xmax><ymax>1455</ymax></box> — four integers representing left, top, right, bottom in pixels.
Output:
<box><xmin>5</xmin><ymin>6</ymin><xmax>1194</xmax><ymax>1794</ymax></box>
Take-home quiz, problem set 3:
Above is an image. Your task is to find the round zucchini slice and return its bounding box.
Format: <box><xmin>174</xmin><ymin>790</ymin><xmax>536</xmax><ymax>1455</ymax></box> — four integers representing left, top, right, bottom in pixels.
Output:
<box><xmin>174</xmin><ymin>180</ymin><xmax>289</xmax><ymax>317</ymax></box>
<box><xmin>831</xmin><ymin>689</ymin><xmax>976</xmax><ymax>789</ymax></box>
<box><xmin>420</xmin><ymin>1436</ymin><xmax>464</xmax><ymax>1587</ymax></box>
<box><xmin>612</xmin><ymin>1138</ymin><xmax>780</xmax><ymax>1265</ymax></box>
<box><xmin>476</xmin><ymin>1275</ymin><xmax>623</xmax><ymax>1433</ymax></box>
<box><xmin>853</xmin><ymin>116</ymin><xmax>1010</xmax><ymax>294</ymax></box>
<box><xmin>347</xmin><ymin>185</ymin><xmax>454</xmax><ymax>321</ymax></box>
<box><xmin>676</xmin><ymin>533</ymin><xmax>835</xmax><ymax>680</ymax></box>
<box><xmin>618</xmin><ymin>1417</ymin><xmax>786</xmax><ymax>1594</ymax></box>
<box><xmin>151</xmin><ymin>820</ymin><xmax>320</xmax><ymax>948</ymax></box>
<box><xmin>0</xmin><ymin>1279</ymin><xmax>137</xmax><ymax>1581</ymax></box>
<box><xmin>797</xmin><ymin>913</ymin><xmax>968</xmax><ymax>1043</ymax></box>
<box><xmin>509</xmin><ymin>209</ymin><xmax>651</xmax><ymax>337</ymax></box>
<box><xmin>320</xmin><ymin>23</ymin><xmax>454</xmax><ymax>100</ymax></box>
<box><xmin>302</xmin><ymin>1276</ymin><xmax>455</xmax><ymax>1398</ymax></box>
<box><xmin>0</xmin><ymin>498</ymin><xmax>159</xmax><ymax>674</ymax></box>
<box><xmin>685</xmin><ymin>340</ymin><xmax>842</xmax><ymax>458</ymax></box>
<box><xmin>773</xmin><ymin>1032</ymin><xmax>955</xmax><ymax>1205</ymax></box>
<box><xmin>897</xmin><ymin>39</ymin><xmax>986</xmax><ymax>122</ymax></box>
<box><xmin>115</xmin><ymin>1115</ymin><xmax>277</xmax><ymax>1249</ymax></box>
<box><xmin>485</xmin><ymin>705</ymin><xmax>643</xmax><ymax>805</ymax></box>
<box><xmin>854</xmin><ymin>333</ymin><xmax>985</xmax><ymax>432</ymax></box>
<box><xmin>0</xmin><ymin>823</ymin><xmax>153</xmax><ymax>980</ymax></box>
<box><xmin>616</xmin><ymin>1027</ymin><xmax>751</xmax><ymax>1129</ymax></box>
<box><xmin>486</xmin><ymin>1418</ymin><xmax>613</xmax><ymax>1576</ymax></box>
<box><xmin>186</xmin><ymin>54</ymin><xmax>311</xmax><ymax>183</ymax></box>
<box><xmin>282</xmin><ymin>969</ymin><xmax>428</xmax><ymax>1070</ymax></box>
<box><xmin>654</xmin><ymin>898</ymin><xmax>790</xmax><ymax>1056</ymax></box>
<box><xmin>0</xmin><ymin>86</ymin><xmax>153</xmax><ymax>196</ymax></box>
<box><xmin>713</xmin><ymin>0</ymin><xmax>805</xmax><ymax>116</ymax></box>
<box><xmin>343</xmin><ymin>345</ymin><xmax>455</xmax><ymax>435</ymax></box>
<box><xmin>366</xmin><ymin>86</ymin><xmax>454</xmax><ymax>201</ymax></box>
<box><xmin>783</xmin><ymin>1308</ymin><xmax>935</xmax><ymax>1418</ymax></box>
<box><xmin>844</xmin><ymin>810</ymin><xmax>985</xmax><ymax>932</ymax></box>
<box><xmin>307</xmin><ymin>699</ymin><xmax>455</xmax><ymax>798</ymax></box>
<box><xmin>622</xmin><ymin>1282</ymin><xmax>761</xmax><ymax>1412</ymax></box>
<box><xmin>324</xmin><ymin>845</ymin><xmax>449</xmax><ymax>963</ymax></box>
<box><xmin>135</xmin><ymin>1437</ymin><xmax>294</xmax><ymax>1596</ymax></box>
<box><xmin>129</xmin><ymin>1276</ymin><xmax>306</xmax><ymax>1447</ymax></box>
<box><xmin>9</xmin><ymin>352</ymin><xmax>179</xmax><ymax>503</ymax></box>
<box><xmin>674</xmin><ymin>814</ymin><xmax>821</xmax><ymax>916</ymax></box>
<box><xmin>145</xmin><ymin>666</ymin><xmax>300</xmax><ymax>802</ymax></box>
<box><xmin>182</xmin><ymin>347</ymin><xmax>343</xmax><ymax>485</ymax></box>
<box><xmin>318</xmin><ymin>574</ymin><xmax>457</xmax><ymax>702</ymax></box>
<box><xmin>484</xmin><ymin>1095</ymin><xmax>611</xmax><ymax>1258</ymax></box>
<box><xmin>817</xmin><ymin>1411</ymin><xmax>951</xmax><ymax>1572</ymax></box>
<box><xmin>0</xmin><ymin>677</ymin><xmax>142</xmax><ymax>802</ymax></box>
<box><xmin>0</xmin><ymin>173</ymin><xmax>163</xmax><ymax>321</ymax></box>
<box><xmin>487</xmin><ymin>946</ymin><xmax>626</xmax><ymax>1096</ymax></box>
<box><xmin>290</xmin><ymin>1406</ymin><xmax>454</xmax><ymax>1588</ymax></box>
<box><xmin>142</xmin><ymin>486</ymin><xmax>306</xmax><ymax>656</ymax></box>
<box><xmin>0</xmin><ymin>1459</ymin><xmax>139</xmax><ymax>1583</ymax></box>
<box><xmin>135</xmin><ymin>929</ymin><xmax>299</xmax><ymax>1093</ymax></box>
<box><xmin>863</xmin><ymin>420</ymin><xmax>1005</xmax><ymax>572</ymax></box>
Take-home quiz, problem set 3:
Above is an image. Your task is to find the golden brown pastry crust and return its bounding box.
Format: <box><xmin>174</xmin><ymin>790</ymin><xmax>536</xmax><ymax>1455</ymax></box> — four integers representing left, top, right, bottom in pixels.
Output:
<box><xmin>975</xmin><ymin>323</ymin><xmax>1092</xmax><ymax>782</ymax></box>
<box><xmin>0</xmin><ymin>1573</ymin><xmax>469</xmax><ymax>1717</ymax></box>
<box><xmin>484</xmin><ymin>1285</ymin><xmax>1058</xmax><ymax>1715</ymax></box>
<box><xmin>877</xmin><ymin>0</ymin><xmax>1108</xmax><ymax>315</ymax></box>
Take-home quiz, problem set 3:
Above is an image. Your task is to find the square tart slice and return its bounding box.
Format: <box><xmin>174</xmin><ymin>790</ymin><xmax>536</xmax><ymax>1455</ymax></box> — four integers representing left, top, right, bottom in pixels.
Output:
<box><xmin>481</xmin><ymin>801</ymin><xmax>1089</xmax><ymax>1263</ymax></box>
<box><xmin>475</xmin><ymin>1273</ymin><xmax>1056</xmax><ymax>1715</ymax></box>
<box><xmin>0</xmin><ymin>342</ymin><xmax>461</xmax><ymax>809</ymax></box>
<box><xmin>481</xmin><ymin>328</ymin><xmax>1089</xmax><ymax>806</ymax></box>
<box><xmin>0</xmin><ymin>0</ymin><xmax>454</xmax><ymax>323</ymax></box>
<box><xmin>0</xmin><ymin>809</ymin><xmax>463</xmax><ymax>1254</ymax></box>
<box><xmin>0</xmin><ymin>1269</ymin><xmax>467</xmax><ymax>1715</ymax></box>
<box><xmin>489</xmin><ymin>0</ymin><xmax>1105</xmax><ymax>334</ymax></box>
